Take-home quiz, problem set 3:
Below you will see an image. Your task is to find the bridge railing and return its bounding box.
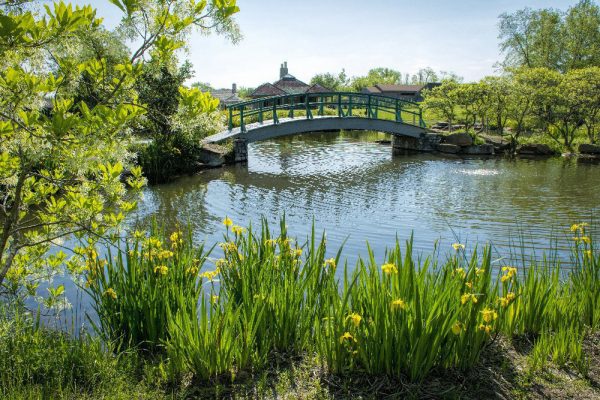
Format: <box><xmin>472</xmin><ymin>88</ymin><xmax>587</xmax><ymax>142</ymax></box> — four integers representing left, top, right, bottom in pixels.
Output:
<box><xmin>226</xmin><ymin>92</ymin><xmax>426</xmax><ymax>133</ymax></box>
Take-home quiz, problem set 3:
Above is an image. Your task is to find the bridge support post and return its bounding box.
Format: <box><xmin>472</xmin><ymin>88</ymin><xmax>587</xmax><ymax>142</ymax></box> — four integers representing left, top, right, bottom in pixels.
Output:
<box><xmin>392</xmin><ymin>134</ymin><xmax>441</xmax><ymax>154</ymax></box>
<box><xmin>233</xmin><ymin>138</ymin><xmax>248</xmax><ymax>162</ymax></box>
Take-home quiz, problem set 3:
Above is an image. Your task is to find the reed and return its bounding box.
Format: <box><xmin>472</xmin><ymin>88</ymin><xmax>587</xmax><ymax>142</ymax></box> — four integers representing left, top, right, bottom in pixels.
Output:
<box><xmin>85</xmin><ymin>227</ymin><xmax>208</xmax><ymax>351</ymax></box>
<box><xmin>82</xmin><ymin>217</ymin><xmax>599</xmax><ymax>384</ymax></box>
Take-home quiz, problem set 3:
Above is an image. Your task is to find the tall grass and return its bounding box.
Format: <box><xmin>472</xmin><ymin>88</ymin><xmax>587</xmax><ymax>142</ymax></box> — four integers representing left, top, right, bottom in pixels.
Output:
<box><xmin>496</xmin><ymin>224</ymin><xmax>598</xmax><ymax>336</ymax></box>
<box><xmin>80</xmin><ymin>218</ymin><xmax>599</xmax><ymax>383</ymax></box>
<box><xmin>166</xmin><ymin>218</ymin><xmax>340</xmax><ymax>380</ymax></box>
<box><xmin>0</xmin><ymin>309</ymin><xmax>165</xmax><ymax>399</ymax></box>
<box><xmin>217</xmin><ymin>219</ymin><xmax>338</xmax><ymax>352</ymax></box>
<box><xmin>166</xmin><ymin>291</ymin><xmax>241</xmax><ymax>380</ymax></box>
<box><xmin>571</xmin><ymin>224</ymin><xmax>600</xmax><ymax>328</ymax></box>
<box><xmin>499</xmin><ymin>263</ymin><xmax>561</xmax><ymax>335</ymax></box>
<box><xmin>85</xmin><ymin>226</ymin><xmax>208</xmax><ymax>351</ymax></box>
<box><xmin>528</xmin><ymin>324</ymin><xmax>589</xmax><ymax>376</ymax></box>
<box><xmin>318</xmin><ymin>243</ymin><xmax>497</xmax><ymax>381</ymax></box>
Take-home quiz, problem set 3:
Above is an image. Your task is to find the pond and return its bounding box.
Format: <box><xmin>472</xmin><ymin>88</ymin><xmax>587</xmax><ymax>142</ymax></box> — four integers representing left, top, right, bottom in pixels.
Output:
<box><xmin>132</xmin><ymin>130</ymin><xmax>600</xmax><ymax>270</ymax></box>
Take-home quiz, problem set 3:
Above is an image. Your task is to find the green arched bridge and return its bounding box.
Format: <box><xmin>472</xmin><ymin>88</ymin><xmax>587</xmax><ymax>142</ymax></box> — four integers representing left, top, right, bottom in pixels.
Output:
<box><xmin>202</xmin><ymin>92</ymin><xmax>441</xmax><ymax>162</ymax></box>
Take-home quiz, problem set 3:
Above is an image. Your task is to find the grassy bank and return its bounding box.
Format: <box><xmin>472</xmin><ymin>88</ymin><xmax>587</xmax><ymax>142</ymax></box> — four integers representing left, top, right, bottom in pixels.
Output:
<box><xmin>1</xmin><ymin>316</ymin><xmax>598</xmax><ymax>399</ymax></box>
<box><xmin>1</xmin><ymin>219</ymin><xmax>599</xmax><ymax>398</ymax></box>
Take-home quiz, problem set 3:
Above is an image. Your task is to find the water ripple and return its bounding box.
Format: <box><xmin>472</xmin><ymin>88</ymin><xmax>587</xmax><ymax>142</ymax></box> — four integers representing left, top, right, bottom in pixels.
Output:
<box><xmin>134</xmin><ymin>131</ymin><xmax>600</xmax><ymax>269</ymax></box>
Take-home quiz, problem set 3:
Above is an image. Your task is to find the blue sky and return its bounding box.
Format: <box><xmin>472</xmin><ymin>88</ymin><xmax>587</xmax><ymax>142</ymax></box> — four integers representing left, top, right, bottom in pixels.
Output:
<box><xmin>90</xmin><ymin>0</ymin><xmax>577</xmax><ymax>88</ymax></box>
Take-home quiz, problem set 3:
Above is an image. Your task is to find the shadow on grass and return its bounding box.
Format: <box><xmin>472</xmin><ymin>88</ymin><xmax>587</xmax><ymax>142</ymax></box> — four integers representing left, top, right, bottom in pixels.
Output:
<box><xmin>173</xmin><ymin>333</ymin><xmax>600</xmax><ymax>399</ymax></box>
<box><xmin>178</xmin><ymin>340</ymin><xmax>522</xmax><ymax>399</ymax></box>
<box><xmin>584</xmin><ymin>332</ymin><xmax>600</xmax><ymax>391</ymax></box>
<box><xmin>319</xmin><ymin>339</ymin><xmax>520</xmax><ymax>400</ymax></box>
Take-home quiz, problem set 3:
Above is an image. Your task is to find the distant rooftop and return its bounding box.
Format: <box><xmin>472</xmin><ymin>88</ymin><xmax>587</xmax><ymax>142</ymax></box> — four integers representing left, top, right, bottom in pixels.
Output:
<box><xmin>365</xmin><ymin>84</ymin><xmax>425</xmax><ymax>93</ymax></box>
<box><xmin>362</xmin><ymin>83</ymin><xmax>440</xmax><ymax>102</ymax></box>
<box><xmin>306</xmin><ymin>83</ymin><xmax>329</xmax><ymax>94</ymax></box>
<box><xmin>209</xmin><ymin>83</ymin><xmax>243</xmax><ymax>106</ymax></box>
<box><xmin>251</xmin><ymin>82</ymin><xmax>287</xmax><ymax>97</ymax></box>
<box><xmin>251</xmin><ymin>61</ymin><xmax>329</xmax><ymax>98</ymax></box>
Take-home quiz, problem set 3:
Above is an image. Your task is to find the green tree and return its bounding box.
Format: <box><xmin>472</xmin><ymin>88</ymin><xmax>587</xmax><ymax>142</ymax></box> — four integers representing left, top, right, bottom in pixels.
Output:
<box><xmin>499</xmin><ymin>1</ymin><xmax>600</xmax><ymax>72</ymax></box>
<box><xmin>366</xmin><ymin>67</ymin><xmax>402</xmax><ymax>84</ymax></box>
<box><xmin>564</xmin><ymin>67</ymin><xmax>600</xmax><ymax>144</ymax></box>
<box><xmin>410</xmin><ymin>67</ymin><xmax>439</xmax><ymax>85</ymax></box>
<box><xmin>191</xmin><ymin>81</ymin><xmax>213</xmax><ymax>91</ymax></box>
<box><xmin>438</xmin><ymin>71</ymin><xmax>464</xmax><ymax>83</ymax></box>
<box><xmin>62</xmin><ymin>26</ymin><xmax>131</xmax><ymax>109</ymax></box>
<box><xmin>236</xmin><ymin>86</ymin><xmax>254</xmax><ymax>99</ymax></box>
<box><xmin>422</xmin><ymin>80</ymin><xmax>460</xmax><ymax>131</ymax></box>
<box><xmin>310</xmin><ymin>69</ymin><xmax>348</xmax><ymax>91</ymax></box>
<box><xmin>505</xmin><ymin>72</ymin><xmax>535</xmax><ymax>150</ymax></box>
<box><xmin>482</xmin><ymin>76</ymin><xmax>511</xmax><ymax>135</ymax></box>
<box><xmin>136</xmin><ymin>62</ymin><xmax>192</xmax><ymax>142</ymax></box>
<box><xmin>455</xmin><ymin>82</ymin><xmax>491</xmax><ymax>135</ymax></box>
<box><xmin>498</xmin><ymin>7</ymin><xmax>564</xmax><ymax>70</ymax></box>
<box><xmin>350</xmin><ymin>67</ymin><xmax>402</xmax><ymax>91</ymax></box>
<box><xmin>137</xmin><ymin>79</ymin><xmax>223</xmax><ymax>183</ymax></box>
<box><xmin>134</xmin><ymin>59</ymin><xmax>224</xmax><ymax>183</ymax></box>
<box><xmin>563</xmin><ymin>0</ymin><xmax>600</xmax><ymax>70</ymax></box>
<box><xmin>520</xmin><ymin>68</ymin><xmax>582</xmax><ymax>149</ymax></box>
<box><xmin>0</xmin><ymin>2</ymin><xmax>144</xmax><ymax>299</ymax></box>
<box><xmin>0</xmin><ymin>0</ymin><xmax>239</xmax><ymax>299</ymax></box>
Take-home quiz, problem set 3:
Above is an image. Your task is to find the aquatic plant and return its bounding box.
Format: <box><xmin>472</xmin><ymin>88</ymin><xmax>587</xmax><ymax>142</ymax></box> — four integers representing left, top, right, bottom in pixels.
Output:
<box><xmin>83</xmin><ymin>218</ymin><xmax>599</xmax><ymax>384</ymax></box>
<box><xmin>85</xmin><ymin>227</ymin><xmax>208</xmax><ymax>351</ymax></box>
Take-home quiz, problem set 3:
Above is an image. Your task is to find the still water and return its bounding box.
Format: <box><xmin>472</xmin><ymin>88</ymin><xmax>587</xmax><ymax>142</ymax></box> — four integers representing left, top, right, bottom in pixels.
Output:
<box><xmin>132</xmin><ymin>131</ymin><xmax>600</xmax><ymax>269</ymax></box>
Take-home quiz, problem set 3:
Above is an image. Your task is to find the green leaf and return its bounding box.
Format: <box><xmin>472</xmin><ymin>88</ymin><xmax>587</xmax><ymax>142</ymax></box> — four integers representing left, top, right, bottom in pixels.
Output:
<box><xmin>107</xmin><ymin>0</ymin><xmax>126</xmax><ymax>13</ymax></box>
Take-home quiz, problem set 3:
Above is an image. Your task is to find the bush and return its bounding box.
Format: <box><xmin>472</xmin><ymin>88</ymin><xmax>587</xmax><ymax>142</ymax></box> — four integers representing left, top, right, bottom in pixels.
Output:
<box><xmin>137</xmin><ymin>138</ymin><xmax>206</xmax><ymax>184</ymax></box>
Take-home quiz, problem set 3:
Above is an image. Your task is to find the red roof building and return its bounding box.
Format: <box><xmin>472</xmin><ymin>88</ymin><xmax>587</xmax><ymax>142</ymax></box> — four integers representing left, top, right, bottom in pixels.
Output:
<box><xmin>251</xmin><ymin>62</ymin><xmax>329</xmax><ymax>99</ymax></box>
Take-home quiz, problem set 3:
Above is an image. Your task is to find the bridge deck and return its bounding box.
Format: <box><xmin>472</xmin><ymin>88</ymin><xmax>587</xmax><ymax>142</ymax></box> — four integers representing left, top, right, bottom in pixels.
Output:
<box><xmin>202</xmin><ymin>117</ymin><xmax>323</xmax><ymax>144</ymax></box>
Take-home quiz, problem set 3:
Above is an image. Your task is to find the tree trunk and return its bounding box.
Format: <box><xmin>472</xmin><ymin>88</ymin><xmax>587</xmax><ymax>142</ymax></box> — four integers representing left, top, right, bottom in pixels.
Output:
<box><xmin>561</xmin><ymin>122</ymin><xmax>576</xmax><ymax>151</ymax></box>
<box><xmin>0</xmin><ymin>242</ymin><xmax>19</xmax><ymax>288</ymax></box>
<box><xmin>497</xmin><ymin>115</ymin><xmax>503</xmax><ymax>136</ymax></box>
<box><xmin>509</xmin><ymin>135</ymin><xmax>518</xmax><ymax>155</ymax></box>
<box><xmin>0</xmin><ymin>171</ymin><xmax>26</xmax><ymax>287</ymax></box>
<box><xmin>587</xmin><ymin>125</ymin><xmax>595</xmax><ymax>144</ymax></box>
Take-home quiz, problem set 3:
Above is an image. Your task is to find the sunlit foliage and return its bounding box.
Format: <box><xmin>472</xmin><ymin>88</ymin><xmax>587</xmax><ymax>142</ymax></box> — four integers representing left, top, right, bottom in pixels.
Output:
<box><xmin>0</xmin><ymin>0</ymin><xmax>239</xmax><ymax>305</ymax></box>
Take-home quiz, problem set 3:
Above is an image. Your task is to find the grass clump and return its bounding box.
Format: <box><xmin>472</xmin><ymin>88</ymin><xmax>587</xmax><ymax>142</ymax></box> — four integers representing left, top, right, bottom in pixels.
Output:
<box><xmin>85</xmin><ymin>227</ymin><xmax>208</xmax><ymax>351</ymax></box>
<box><xmin>166</xmin><ymin>219</ymin><xmax>339</xmax><ymax>381</ymax></box>
<box><xmin>318</xmin><ymin>242</ymin><xmax>496</xmax><ymax>381</ymax></box>
<box><xmin>0</xmin><ymin>310</ymin><xmax>167</xmax><ymax>399</ymax></box>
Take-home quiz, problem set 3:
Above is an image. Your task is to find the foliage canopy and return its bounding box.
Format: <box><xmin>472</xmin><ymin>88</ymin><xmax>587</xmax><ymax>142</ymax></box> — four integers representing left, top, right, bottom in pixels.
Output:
<box><xmin>0</xmin><ymin>0</ymin><xmax>239</xmax><ymax>303</ymax></box>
